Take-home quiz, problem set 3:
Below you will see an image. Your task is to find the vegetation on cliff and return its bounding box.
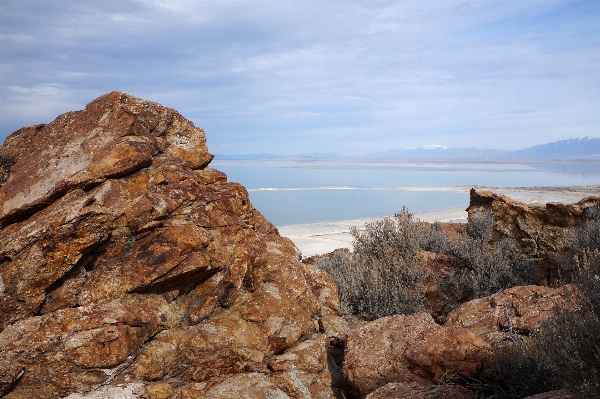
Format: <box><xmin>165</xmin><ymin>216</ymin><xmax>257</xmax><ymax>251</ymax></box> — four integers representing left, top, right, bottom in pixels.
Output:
<box><xmin>486</xmin><ymin>205</ymin><xmax>600</xmax><ymax>399</ymax></box>
<box><xmin>316</xmin><ymin>206</ymin><xmax>538</xmax><ymax>320</ymax></box>
<box><xmin>316</xmin><ymin>199</ymin><xmax>600</xmax><ymax>398</ymax></box>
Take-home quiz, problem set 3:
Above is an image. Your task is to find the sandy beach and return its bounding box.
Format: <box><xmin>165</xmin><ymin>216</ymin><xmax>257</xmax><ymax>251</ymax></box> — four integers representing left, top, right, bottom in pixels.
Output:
<box><xmin>278</xmin><ymin>185</ymin><xmax>599</xmax><ymax>258</ymax></box>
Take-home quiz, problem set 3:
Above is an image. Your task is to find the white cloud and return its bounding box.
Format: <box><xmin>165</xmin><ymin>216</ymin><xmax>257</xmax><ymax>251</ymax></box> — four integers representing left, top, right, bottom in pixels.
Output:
<box><xmin>1</xmin><ymin>0</ymin><xmax>599</xmax><ymax>152</ymax></box>
<box><xmin>8</xmin><ymin>84</ymin><xmax>66</xmax><ymax>96</ymax></box>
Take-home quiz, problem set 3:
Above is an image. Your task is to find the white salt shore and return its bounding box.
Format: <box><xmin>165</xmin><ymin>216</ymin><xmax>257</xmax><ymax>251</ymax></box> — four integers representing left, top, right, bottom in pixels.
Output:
<box><xmin>278</xmin><ymin>187</ymin><xmax>597</xmax><ymax>258</ymax></box>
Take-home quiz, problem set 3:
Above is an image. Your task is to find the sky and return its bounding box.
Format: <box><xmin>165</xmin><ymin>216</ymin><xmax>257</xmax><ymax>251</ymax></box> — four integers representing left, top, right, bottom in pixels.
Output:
<box><xmin>1</xmin><ymin>0</ymin><xmax>599</xmax><ymax>156</ymax></box>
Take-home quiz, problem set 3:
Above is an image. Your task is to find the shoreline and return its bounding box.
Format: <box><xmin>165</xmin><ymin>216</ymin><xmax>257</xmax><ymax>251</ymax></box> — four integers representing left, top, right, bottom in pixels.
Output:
<box><xmin>278</xmin><ymin>185</ymin><xmax>599</xmax><ymax>258</ymax></box>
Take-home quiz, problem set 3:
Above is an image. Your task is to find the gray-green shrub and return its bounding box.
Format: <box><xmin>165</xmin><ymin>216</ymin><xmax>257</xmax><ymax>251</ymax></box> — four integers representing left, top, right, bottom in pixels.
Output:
<box><xmin>316</xmin><ymin>207</ymin><xmax>538</xmax><ymax>320</ymax></box>
<box><xmin>316</xmin><ymin>207</ymin><xmax>428</xmax><ymax>319</ymax></box>
<box><xmin>442</xmin><ymin>209</ymin><xmax>539</xmax><ymax>307</ymax></box>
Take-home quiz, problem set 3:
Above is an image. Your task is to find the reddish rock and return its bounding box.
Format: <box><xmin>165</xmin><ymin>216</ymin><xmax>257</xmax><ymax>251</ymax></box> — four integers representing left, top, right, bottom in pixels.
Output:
<box><xmin>343</xmin><ymin>313</ymin><xmax>491</xmax><ymax>397</ymax></box>
<box><xmin>365</xmin><ymin>382</ymin><xmax>474</xmax><ymax>399</ymax></box>
<box><xmin>343</xmin><ymin>313</ymin><xmax>437</xmax><ymax>397</ymax></box>
<box><xmin>467</xmin><ymin>189</ymin><xmax>600</xmax><ymax>282</ymax></box>
<box><xmin>319</xmin><ymin>314</ymin><xmax>349</xmax><ymax>345</ymax></box>
<box><xmin>444</xmin><ymin>285</ymin><xmax>575</xmax><ymax>344</ymax></box>
<box><xmin>0</xmin><ymin>92</ymin><xmax>339</xmax><ymax>398</ymax></box>
<box><xmin>404</xmin><ymin>326</ymin><xmax>491</xmax><ymax>382</ymax></box>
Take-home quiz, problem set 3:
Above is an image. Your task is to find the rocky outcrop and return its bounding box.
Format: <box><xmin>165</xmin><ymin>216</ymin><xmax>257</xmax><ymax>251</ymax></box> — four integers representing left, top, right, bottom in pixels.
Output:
<box><xmin>342</xmin><ymin>313</ymin><xmax>488</xmax><ymax>397</ymax></box>
<box><xmin>0</xmin><ymin>92</ymin><xmax>341</xmax><ymax>398</ymax></box>
<box><xmin>445</xmin><ymin>285</ymin><xmax>575</xmax><ymax>344</ymax></box>
<box><xmin>467</xmin><ymin>189</ymin><xmax>600</xmax><ymax>282</ymax></box>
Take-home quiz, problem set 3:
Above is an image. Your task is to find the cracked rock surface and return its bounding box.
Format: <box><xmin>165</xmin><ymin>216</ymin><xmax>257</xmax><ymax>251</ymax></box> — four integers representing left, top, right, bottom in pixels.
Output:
<box><xmin>0</xmin><ymin>92</ymin><xmax>341</xmax><ymax>399</ymax></box>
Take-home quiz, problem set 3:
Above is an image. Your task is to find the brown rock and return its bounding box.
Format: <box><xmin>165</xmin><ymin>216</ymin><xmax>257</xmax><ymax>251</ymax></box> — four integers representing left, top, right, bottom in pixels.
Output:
<box><xmin>343</xmin><ymin>313</ymin><xmax>492</xmax><ymax>397</ymax></box>
<box><xmin>274</xmin><ymin>369</ymin><xmax>337</xmax><ymax>399</ymax></box>
<box><xmin>172</xmin><ymin>373</ymin><xmax>290</xmax><ymax>399</ymax></box>
<box><xmin>0</xmin><ymin>92</ymin><xmax>211</xmax><ymax>227</ymax></box>
<box><xmin>467</xmin><ymin>189</ymin><xmax>600</xmax><ymax>282</ymax></box>
<box><xmin>268</xmin><ymin>334</ymin><xmax>328</xmax><ymax>373</ymax></box>
<box><xmin>0</xmin><ymin>360</ymin><xmax>24</xmax><ymax>397</ymax></box>
<box><xmin>343</xmin><ymin>313</ymin><xmax>437</xmax><ymax>397</ymax></box>
<box><xmin>417</xmin><ymin>250</ymin><xmax>454</xmax><ymax>322</ymax></box>
<box><xmin>299</xmin><ymin>259</ymin><xmax>341</xmax><ymax>315</ymax></box>
<box><xmin>140</xmin><ymin>381</ymin><xmax>174</xmax><ymax>399</ymax></box>
<box><xmin>0</xmin><ymin>302</ymin><xmax>164</xmax><ymax>398</ymax></box>
<box><xmin>302</xmin><ymin>248</ymin><xmax>352</xmax><ymax>267</ymax></box>
<box><xmin>444</xmin><ymin>285</ymin><xmax>575</xmax><ymax>344</ymax></box>
<box><xmin>320</xmin><ymin>314</ymin><xmax>349</xmax><ymax>345</ymax></box>
<box><xmin>365</xmin><ymin>382</ymin><xmax>475</xmax><ymax>399</ymax></box>
<box><xmin>404</xmin><ymin>327</ymin><xmax>491</xmax><ymax>382</ymax></box>
<box><xmin>0</xmin><ymin>92</ymin><xmax>340</xmax><ymax>398</ymax></box>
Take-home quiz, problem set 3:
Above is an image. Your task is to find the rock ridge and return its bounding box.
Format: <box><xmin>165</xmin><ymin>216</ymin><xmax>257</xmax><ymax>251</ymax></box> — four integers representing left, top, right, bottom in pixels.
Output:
<box><xmin>467</xmin><ymin>188</ymin><xmax>600</xmax><ymax>282</ymax></box>
<box><xmin>0</xmin><ymin>92</ymin><xmax>341</xmax><ymax>398</ymax></box>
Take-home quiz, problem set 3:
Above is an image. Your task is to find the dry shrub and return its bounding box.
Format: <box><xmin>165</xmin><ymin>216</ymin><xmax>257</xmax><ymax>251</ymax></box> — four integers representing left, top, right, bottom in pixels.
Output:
<box><xmin>483</xmin><ymin>229</ymin><xmax>600</xmax><ymax>398</ymax></box>
<box><xmin>316</xmin><ymin>207</ymin><xmax>430</xmax><ymax>319</ymax></box>
<box><xmin>316</xmin><ymin>207</ymin><xmax>539</xmax><ymax>320</ymax></box>
<box><xmin>441</xmin><ymin>209</ymin><xmax>539</xmax><ymax>310</ymax></box>
<box><xmin>559</xmin><ymin>203</ymin><xmax>600</xmax><ymax>283</ymax></box>
<box><xmin>483</xmin><ymin>340</ymin><xmax>557</xmax><ymax>399</ymax></box>
<box><xmin>570</xmin><ymin>203</ymin><xmax>600</xmax><ymax>256</ymax></box>
<box><xmin>549</xmin><ymin>248</ymin><xmax>600</xmax><ymax>398</ymax></box>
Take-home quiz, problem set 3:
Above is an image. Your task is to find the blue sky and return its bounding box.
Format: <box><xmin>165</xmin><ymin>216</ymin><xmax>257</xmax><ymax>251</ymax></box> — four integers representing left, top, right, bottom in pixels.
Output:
<box><xmin>1</xmin><ymin>0</ymin><xmax>599</xmax><ymax>155</ymax></box>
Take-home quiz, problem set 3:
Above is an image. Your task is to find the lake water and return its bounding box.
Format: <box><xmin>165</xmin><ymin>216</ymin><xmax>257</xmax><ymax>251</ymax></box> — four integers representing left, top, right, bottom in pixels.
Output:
<box><xmin>213</xmin><ymin>159</ymin><xmax>600</xmax><ymax>226</ymax></box>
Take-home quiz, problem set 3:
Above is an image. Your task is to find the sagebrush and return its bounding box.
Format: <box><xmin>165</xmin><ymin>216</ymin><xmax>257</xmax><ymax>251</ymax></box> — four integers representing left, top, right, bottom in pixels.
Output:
<box><xmin>441</xmin><ymin>209</ymin><xmax>539</xmax><ymax>311</ymax></box>
<box><xmin>316</xmin><ymin>206</ymin><xmax>538</xmax><ymax>319</ymax></box>
<box><xmin>316</xmin><ymin>207</ymin><xmax>428</xmax><ymax>319</ymax></box>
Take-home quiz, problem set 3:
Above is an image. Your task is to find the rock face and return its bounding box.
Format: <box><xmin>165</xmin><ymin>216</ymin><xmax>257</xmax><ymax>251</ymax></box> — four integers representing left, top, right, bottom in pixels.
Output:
<box><xmin>467</xmin><ymin>189</ymin><xmax>600</xmax><ymax>282</ymax></box>
<box><xmin>0</xmin><ymin>92</ymin><xmax>341</xmax><ymax>398</ymax></box>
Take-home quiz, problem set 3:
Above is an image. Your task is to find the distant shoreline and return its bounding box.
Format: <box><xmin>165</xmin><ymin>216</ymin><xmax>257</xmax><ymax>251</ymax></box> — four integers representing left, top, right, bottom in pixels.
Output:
<box><xmin>214</xmin><ymin>157</ymin><xmax>600</xmax><ymax>165</ymax></box>
<box><xmin>278</xmin><ymin>185</ymin><xmax>599</xmax><ymax>258</ymax></box>
<box><xmin>462</xmin><ymin>184</ymin><xmax>600</xmax><ymax>197</ymax></box>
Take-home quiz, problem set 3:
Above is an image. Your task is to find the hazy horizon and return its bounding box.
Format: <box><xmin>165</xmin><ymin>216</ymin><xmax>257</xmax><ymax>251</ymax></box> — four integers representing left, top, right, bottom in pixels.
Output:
<box><xmin>2</xmin><ymin>1</ymin><xmax>599</xmax><ymax>155</ymax></box>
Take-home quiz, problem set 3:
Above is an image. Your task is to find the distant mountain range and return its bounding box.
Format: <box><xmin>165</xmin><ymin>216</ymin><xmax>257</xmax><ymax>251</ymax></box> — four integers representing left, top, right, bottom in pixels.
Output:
<box><xmin>502</xmin><ymin>136</ymin><xmax>600</xmax><ymax>160</ymax></box>
<box><xmin>362</xmin><ymin>147</ymin><xmax>509</xmax><ymax>160</ymax></box>
<box><xmin>214</xmin><ymin>136</ymin><xmax>600</xmax><ymax>161</ymax></box>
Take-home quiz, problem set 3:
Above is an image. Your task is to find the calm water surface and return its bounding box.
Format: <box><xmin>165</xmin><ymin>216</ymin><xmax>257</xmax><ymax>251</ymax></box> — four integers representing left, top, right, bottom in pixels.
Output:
<box><xmin>213</xmin><ymin>160</ymin><xmax>600</xmax><ymax>226</ymax></box>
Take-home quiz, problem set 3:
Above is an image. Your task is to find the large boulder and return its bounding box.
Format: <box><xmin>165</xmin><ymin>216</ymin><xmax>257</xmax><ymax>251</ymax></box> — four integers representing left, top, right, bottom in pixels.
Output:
<box><xmin>467</xmin><ymin>189</ymin><xmax>600</xmax><ymax>282</ymax></box>
<box><xmin>0</xmin><ymin>92</ymin><xmax>340</xmax><ymax>398</ymax></box>
<box><xmin>444</xmin><ymin>285</ymin><xmax>575</xmax><ymax>344</ymax></box>
<box><xmin>342</xmin><ymin>313</ymin><xmax>490</xmax><ymax>397</ymax></box>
